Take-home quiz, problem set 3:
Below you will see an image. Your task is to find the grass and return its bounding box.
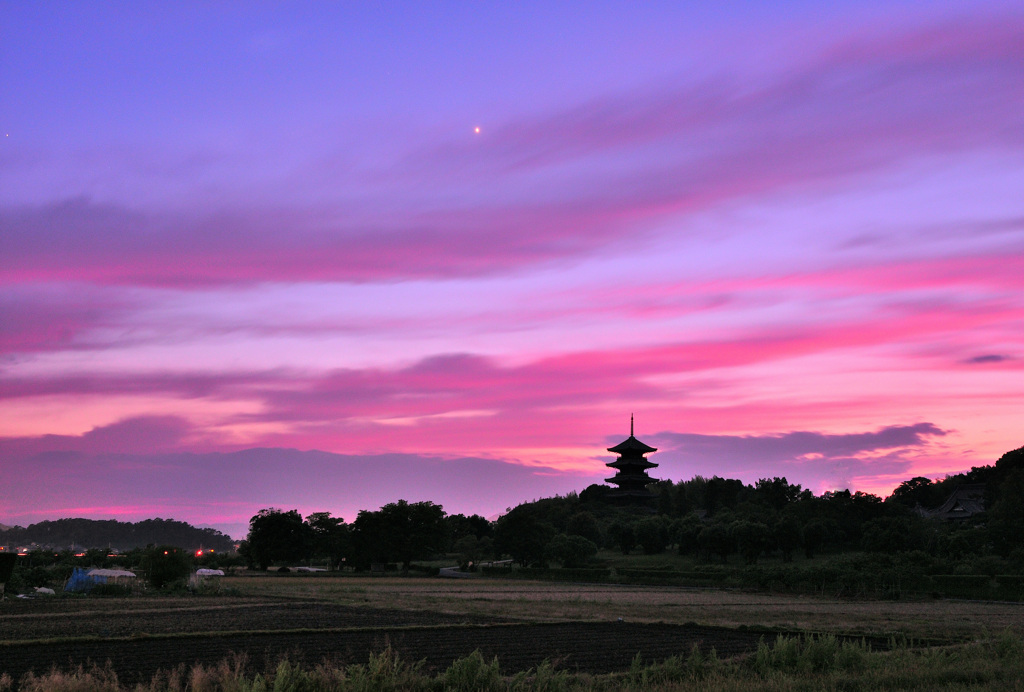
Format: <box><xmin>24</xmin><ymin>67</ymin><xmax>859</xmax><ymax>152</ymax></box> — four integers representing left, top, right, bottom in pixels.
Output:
<box><xmin>223</xmin><ymin>574</ymin><xmax>1024</xmax><ymax>641</ymax></box>
<box><xmin>7</xmin><ymin>573</ymin><xmax>1024</xmax><ymax>689</ymax></box>
<box><xmin>5</xmin><ymin>633</ymin><xmax>1024</xmax><ymax>691</ymax></box>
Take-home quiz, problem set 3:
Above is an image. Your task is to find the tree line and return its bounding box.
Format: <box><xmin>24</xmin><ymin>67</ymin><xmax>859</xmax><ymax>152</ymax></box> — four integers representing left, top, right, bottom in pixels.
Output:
<box><xmin>0</xmin><ymin>517</ymin><xmax>235</xmax><ymax>553</ymax></box>
<box><xmin>240</xmin><ymin>446</ymin><xmax>1024</xmax><ymax>573</ymax></box>
<box><xmin>238</xmin><ymin>501</ymin><xmax>492</xmax><ymax>571</ymax></box>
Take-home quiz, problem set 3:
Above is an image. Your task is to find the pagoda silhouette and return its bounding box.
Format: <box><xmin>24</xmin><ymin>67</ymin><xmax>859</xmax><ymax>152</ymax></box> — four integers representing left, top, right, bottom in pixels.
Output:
<box><xmin>605</xmin><ymin>415</ymin><xmax>659</xmax><ymax>503</ymax></box>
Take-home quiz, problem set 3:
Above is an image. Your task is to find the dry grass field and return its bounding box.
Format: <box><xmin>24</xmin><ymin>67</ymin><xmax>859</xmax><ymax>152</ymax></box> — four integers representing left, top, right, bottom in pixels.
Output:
<box><xmin>4</xmin><ymin>574</ymin><xmax>1024</xmax><ymax>690</ymax></box>
<box><xmin>224</xmin><ymin>573</ymin><xmax>1024</xmax><ymax>641</ymax></box>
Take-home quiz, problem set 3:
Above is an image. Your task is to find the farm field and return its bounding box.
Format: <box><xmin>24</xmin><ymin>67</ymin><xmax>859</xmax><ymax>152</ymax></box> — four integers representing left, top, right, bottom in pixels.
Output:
<box><xmin>2</xmin><ymin>575</ymin><xmax>1023</xmax><ymax>688</ymax></box>
<box><xmin>226</xmin><ymin>573</ymin><xmax>1024</xmax><ymax>640</ymax></box>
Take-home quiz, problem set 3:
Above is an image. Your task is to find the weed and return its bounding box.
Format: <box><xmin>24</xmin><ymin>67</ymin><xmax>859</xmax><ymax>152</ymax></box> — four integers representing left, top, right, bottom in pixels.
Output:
<box><xmin>509</xmin><ymin>661</ymin><xmax>570</xmax><ymax>692</ymax></box>
<box><xmin>440</xmin><ymin>650</ymin><xmax>504</xmax><ymax>692</ymax></box>
<box><xmin>18</xmin><ymin>663</ymin><xmax>121</xmax><ymax>692</ymax></box>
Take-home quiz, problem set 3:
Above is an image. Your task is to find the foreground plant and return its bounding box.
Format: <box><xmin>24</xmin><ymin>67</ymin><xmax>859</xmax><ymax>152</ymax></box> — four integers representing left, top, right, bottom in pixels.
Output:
<box><xmin>5</xmin><ymin>633</ymin><xmax>1023</xmax><ymax>691</ymax></box>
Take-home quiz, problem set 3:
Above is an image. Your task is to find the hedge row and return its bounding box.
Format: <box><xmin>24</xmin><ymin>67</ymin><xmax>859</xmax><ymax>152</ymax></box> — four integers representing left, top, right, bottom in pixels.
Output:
<box><xmin>482</xmin><ymin>565</ymin><xmax>1024</xmax><ymax>601</ymax></box>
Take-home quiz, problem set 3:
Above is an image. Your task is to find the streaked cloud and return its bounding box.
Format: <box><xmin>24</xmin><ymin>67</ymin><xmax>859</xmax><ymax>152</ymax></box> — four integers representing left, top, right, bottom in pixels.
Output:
<box><xmin>1</xmin><ymin>4</ymin><xmax>1022</xmax><ymax>534</ymax></box>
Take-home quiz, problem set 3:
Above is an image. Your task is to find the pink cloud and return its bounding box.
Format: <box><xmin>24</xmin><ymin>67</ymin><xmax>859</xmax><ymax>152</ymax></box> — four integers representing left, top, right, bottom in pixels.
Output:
<box><xmin>3</xmin><ymin>285</ymin><xmax>1019</xmax><ymax>428</ymax></box>
<box><xmin>0</xmin><ymin>448</ymin><xmax>601</xmax><ymax>537</ymax></box>
<box><xmin>650</xmin><ymin>423</ymin><xmax>946</xmax><ymax>478</ymax></box>
<box><xmin>2</xmin><ymin>19</ymin><xmax>1021</xmax><ymax>288</ymax></box>
<box><xmin>0</xmin><ymin>283</ymin><xmax>139</xmax><ymax>353</ymax></box>
<box><xmin>0</xmin><ymin>415</ymin><xmax>195</xmax><ymax>458</ymax></box>
<box><xmin>0</xmin><ymin>421</ymin><xmax>989</xmax><ymax>539</ymax></box>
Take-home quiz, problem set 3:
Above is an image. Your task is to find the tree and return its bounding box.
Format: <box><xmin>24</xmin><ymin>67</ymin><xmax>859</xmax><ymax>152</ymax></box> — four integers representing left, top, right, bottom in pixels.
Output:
<box><xmin>354</xmin><ymin>500</ymin><xmax>447</xmax><ymax>571</ymax></box>
<box><xmin>244</xmin><ymin>508</ymin><xmax>310</xmax><ymax>570</ymax></box>
<box><xmin>608</xmin><ymin>521</ymin><xmax>636</xmax><ymax>555</ymax></box>
<box><xmin>989</xmin><ymin>467</ymin><xmax>1024</xmax><ymax>557</ymax></box>
<box><xmin>802</xmin><ymin>520</ymin><xmax>828</xmax><ymax>559</ymax></box>
<box><xmin>888</xmin><ymin>477</ymin><xmax>941</xmax><ymax>509</ymax></box>
<box><xmin>494</xmin><ymin>507</ymin><xmax>555</xmax><ymax>566</ymax></box>
<box><xmin>390</xmin><ymin>500</ymin><xmax>447</xmax><ymax>570</ymax></box>
<box><xmin>705</xmin><ymin>476</ymin><xmax>746</xmax><ymax>516</ymax></box>
<box><xmin>732</xmin><ymin>521</ymin><xmax>770</xmax><ymax>564</ymax></box>
<box><xmin>566</xmin><ymin>511</ymin><xmax>602</xmax><ymax>546</ymax></box>
<box><xmin>579</xmin><ymin>483</ymin><xmax>612</xmax><ymax>504</ymax></box>
<box><xmin>445</xmin><ymin>514</ymin><xmax>492</xmax><ymax>546</ymax></box>
<box><xmin>545</xmin><ymin>534</ymin><xmax>598</xmax><ymax>568</ymax></box>
<box><xmin>675</xmin><ymin>513</ymin><xmax>703</xmax><ymax>556</ymax></box>
<box><xmin>773</xmin><ymin>517</ymin><xmax>801</xmax><ymax>562</ymax></box>
<box><xmin>697</xmin><ymin>523</ymin><xmax>732</xmax><ymax>563</ymax></box>
<box><xmin>350</xmin><ymin>509</ymin><xmax>388</xmax><ymax>568</ymax></box>
<box><xmin>652</xmin><ymin>480</ymin><xmax>675</xmax><ymax>516</ymax></box>
<box><xmin>452</xmin><ymin>534</ymin><xmax>492</xmax><ymax>568</ymax></box>
<box><xmin>141</xmin><ymin>545</ymin><xmax>192</xmax><ymax>589</ymax></box>
<box><xmin>754</xmin><ymin>477</ymin><xmax>802</xmax><ymax>511</ymax></box>
<box><xmin>635</xmin><ymin>516</ymin><xmax>670</xmax><ymax>555</ymax></box>
<box><xmin>860</xmin><ymin>516</ymin><xmax>918</xmax><ymax>554</ymax></box>
<box><xmin>305</xmin><ymin>512</ymin><xmax>349</xmax><ymax>570</ymax></box>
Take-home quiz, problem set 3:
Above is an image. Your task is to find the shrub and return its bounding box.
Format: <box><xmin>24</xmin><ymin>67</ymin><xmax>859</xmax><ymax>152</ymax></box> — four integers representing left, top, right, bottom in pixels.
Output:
<box><xmin>544</xmin><ymin>534</ymin><xmax>597</xmax><ymax>568</ymax></box>
<box><xmin>440</xmin><ymin>650</ymin><xmax>503</xmax><ymax>692</ymax></box>
<box><xmin>635</xmin><ymin>516</ymin><xmax>671</xmax><ymax>555</ymax></box>
<box><xmin>141</xmin><ymin>546</ymin><xmax>192</xmax><ymax>589</ymax></box>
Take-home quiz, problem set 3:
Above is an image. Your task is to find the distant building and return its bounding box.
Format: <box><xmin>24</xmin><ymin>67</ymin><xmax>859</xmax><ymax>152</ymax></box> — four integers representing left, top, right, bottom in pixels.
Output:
<box><xmin>926</xmin><ymin>483</ymin><xmax>986</xmax><ymax>521</ymax></box>
<box><xmin>605</xmin><ymin>416</ymin><xmax>660</xmax><ymax>503</ymax></box>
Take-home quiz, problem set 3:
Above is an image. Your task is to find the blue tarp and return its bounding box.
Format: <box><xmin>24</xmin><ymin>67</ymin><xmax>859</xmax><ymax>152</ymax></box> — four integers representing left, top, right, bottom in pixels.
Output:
<box><xmin>64</xmin><ymin>567</ymin><xmax>104</xmax><ymax>592</ymax></box>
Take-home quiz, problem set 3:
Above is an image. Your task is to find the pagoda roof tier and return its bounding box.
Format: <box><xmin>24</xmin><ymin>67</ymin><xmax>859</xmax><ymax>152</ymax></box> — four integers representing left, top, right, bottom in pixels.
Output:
<box><xmin>607</xmin><ymin>435</ymin><xmax>657</xmax><ymax>454</ymax></box>
<box><xmin>605</xmin><ymin>457</ymin><xmax>657</xmax><ymax>471</ymax></box>
<box><xmin>606</xmin><ymin>477</ymin><xmax>655</xmax><ymax>487</ymax></box>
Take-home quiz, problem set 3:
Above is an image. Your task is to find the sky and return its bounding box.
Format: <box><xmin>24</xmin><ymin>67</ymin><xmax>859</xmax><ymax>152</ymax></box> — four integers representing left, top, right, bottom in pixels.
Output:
<box><xmin>1</xmin><ymin>1</ymin><xmax>1023</xmax><ymax>539</ymax></box>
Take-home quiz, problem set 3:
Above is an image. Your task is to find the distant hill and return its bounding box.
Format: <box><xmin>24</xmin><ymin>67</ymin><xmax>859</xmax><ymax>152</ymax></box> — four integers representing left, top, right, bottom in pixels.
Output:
<box><xmin>0</xmin><ymin>517</ymin><xmax>234</xmax><ymax>552</ymax></box>
<box><xmin>0</xmin><ymin>523</ymin><xmax>10</xmax><ymax>532</ymax></box>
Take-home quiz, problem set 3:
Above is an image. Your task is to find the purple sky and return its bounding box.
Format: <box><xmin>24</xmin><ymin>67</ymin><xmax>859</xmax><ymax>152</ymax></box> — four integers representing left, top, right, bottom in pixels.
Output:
<box><xmin>2</xmin><ymin>2</ymin><xmax>1023</xmax><ymax>538</ymax></box>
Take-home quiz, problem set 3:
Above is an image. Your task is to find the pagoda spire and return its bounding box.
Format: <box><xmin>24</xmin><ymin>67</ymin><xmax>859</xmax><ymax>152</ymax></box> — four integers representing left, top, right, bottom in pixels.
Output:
<box><xmin>630</xmin><ymin>414</ymin><xmax>634</xmax><ymax>436</ymax></box>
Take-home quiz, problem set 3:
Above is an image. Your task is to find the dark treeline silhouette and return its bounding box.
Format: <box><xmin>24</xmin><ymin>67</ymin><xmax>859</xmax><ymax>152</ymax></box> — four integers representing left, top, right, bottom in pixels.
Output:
<box><xmin>0</xmin><ymin>517</ymin><xmax>234</xmax><ymax>553</ymax></box>
<box><xmin>493</xmin><ymin>445</ymin><xmax>1024</xmax><ymax>569</ymax></box>
<box><xmin>240</xmin><ymin>446</ymin><xmax>1023</xmax><ymax>575</ymax></box>
<box><xmin>238</xmin><ymin>500</ymin><xmax>492</xmax><ymax>572</ymax></box>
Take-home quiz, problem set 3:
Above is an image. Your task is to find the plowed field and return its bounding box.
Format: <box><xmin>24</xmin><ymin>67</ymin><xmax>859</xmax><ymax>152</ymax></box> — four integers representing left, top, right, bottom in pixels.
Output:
<box><xmin>0</xmin><ymin>597</ymin><xmax>779</xmax><ymax>685</ymax></box>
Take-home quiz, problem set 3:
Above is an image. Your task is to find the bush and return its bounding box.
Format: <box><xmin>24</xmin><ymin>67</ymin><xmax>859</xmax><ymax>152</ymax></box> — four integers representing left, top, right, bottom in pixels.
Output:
<box><xmin>441</xmin><ymin>650</ymin><xmax>503</xmax><ymax>692</ymax></box>
<box><xmin>635</xmin><ymin>516</ymin><xmax>670</xmax><ymax>555</ymax></box>
<box><xmin>544</xmin><ymin>534</ymin><xmax>597</xmax><ymax>568</ymax></box>
<box><xmin>995</xmin><ymin>575</ymin><xmax>1024</xmax><ymax>601</ymax></box>
<box><xmin>932</xmin><ymin>574</ymin><xmax>993</xmax><ymax>599</ymax></box>
<box><xmin>141</xmin><ymin>546</ymin><xmax>192</xmax><ymax>589</ymax></box>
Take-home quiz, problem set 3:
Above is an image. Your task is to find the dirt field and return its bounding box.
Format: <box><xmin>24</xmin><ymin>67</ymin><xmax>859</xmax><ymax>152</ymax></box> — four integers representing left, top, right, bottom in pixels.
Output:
<box><xmin>223</xmin><ymin>574</ymin><xmax>1024</xmax><ymax>640</ymax></box>
<box><xmin>3</xmin><ymin>575</ymin><xmax>1020</xmax><ymax>686</ymax></box>
<box><xmin>0</xmin><ymin>597</ymin><xmax>779</xmax><ymax>684</ymax></box>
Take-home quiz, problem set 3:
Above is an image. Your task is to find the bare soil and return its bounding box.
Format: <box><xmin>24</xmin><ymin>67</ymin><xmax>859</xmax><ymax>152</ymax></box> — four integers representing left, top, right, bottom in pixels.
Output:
<box><xmin>0</xmin><ymin>596</ymin><xmax>791</xmax><ymax>685</ymax></box>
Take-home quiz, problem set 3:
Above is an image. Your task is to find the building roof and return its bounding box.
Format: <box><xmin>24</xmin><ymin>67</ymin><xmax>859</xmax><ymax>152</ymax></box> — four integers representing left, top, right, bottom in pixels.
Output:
<box><xmin>606</xmin><ymin>455</ymin><xmax>657</xmax><ymax>471</ymax></box>
<box><xmin>87</xmin><ymin>568</ymin><xmax>137</xmax><ymax>578</ymax></box>
<box><xmin>607</xmin><ymin>435</ymin><xmax>657</xmax><ymax>454</ymax></box>
<box><xmin>927</xmin><ymin>483</ymin><xmax>986</xmax><ymax>521</ymax></box>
